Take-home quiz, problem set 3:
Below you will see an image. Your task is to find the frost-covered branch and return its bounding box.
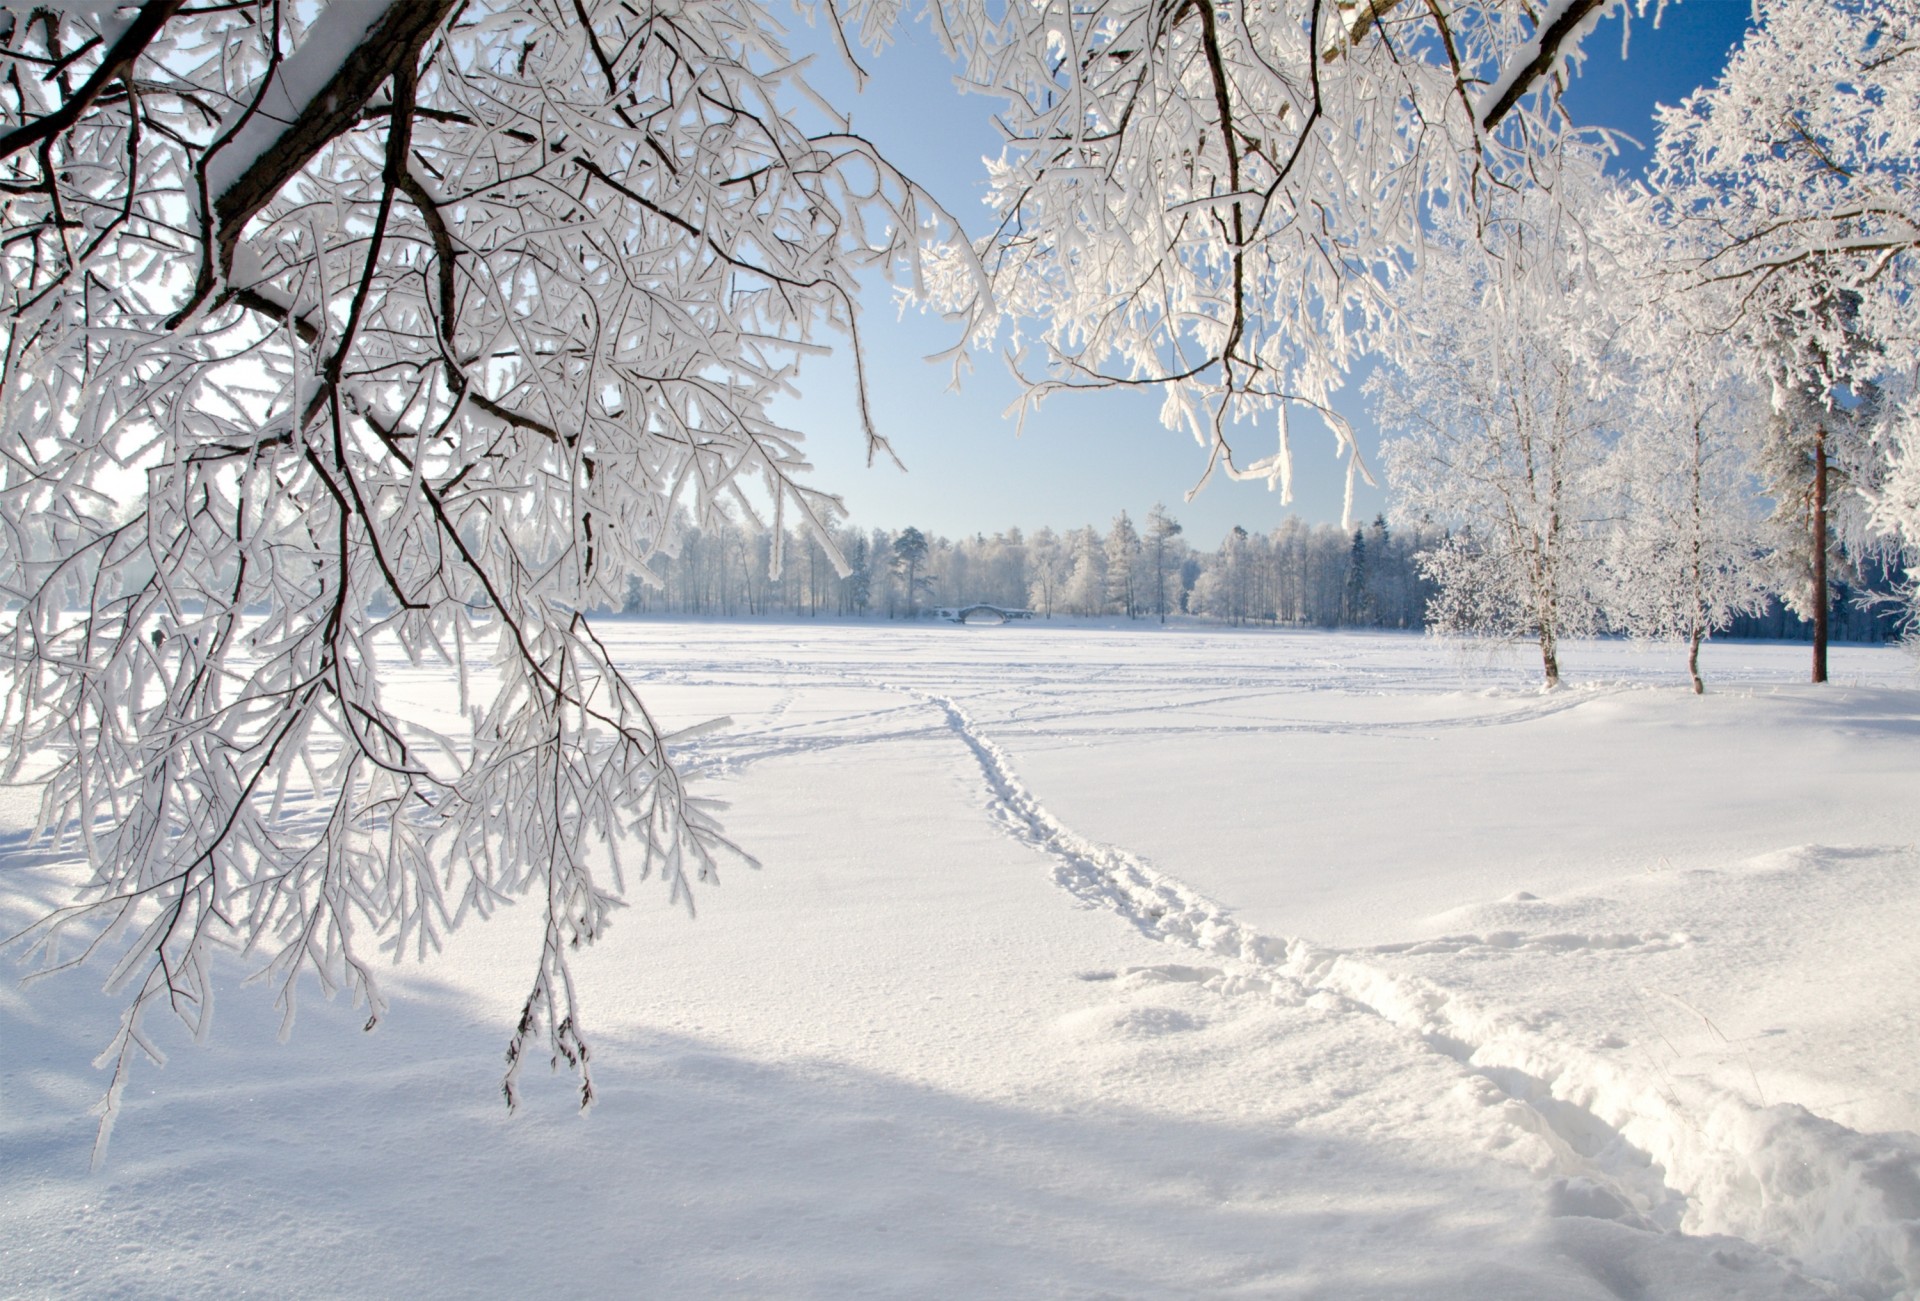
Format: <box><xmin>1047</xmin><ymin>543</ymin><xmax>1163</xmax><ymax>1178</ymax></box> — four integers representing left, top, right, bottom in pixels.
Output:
<box><xmin>0</xmin><ymin>0</ymin><xmax>941</xmax><ymax>1152</ymax></box>
<box><xmin>896</xmin><ymin>0</ymin><xmax>1642</xmax><ymax>502</ymax></box>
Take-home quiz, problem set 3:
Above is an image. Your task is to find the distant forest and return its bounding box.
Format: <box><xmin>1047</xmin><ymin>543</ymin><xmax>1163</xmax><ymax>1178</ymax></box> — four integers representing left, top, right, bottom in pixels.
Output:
<box><xmin>621</xmin><ymin>509</ymin><xmax>1907</xmax><ymax>643</ymax></box>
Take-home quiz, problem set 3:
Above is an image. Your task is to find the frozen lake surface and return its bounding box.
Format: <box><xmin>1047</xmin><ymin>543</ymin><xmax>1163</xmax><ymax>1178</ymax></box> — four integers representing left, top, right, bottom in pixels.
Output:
<box><xmin>4</xmin><ymin>622</ymin><xmax>1917</xmax><ymax>1297</ymax></box>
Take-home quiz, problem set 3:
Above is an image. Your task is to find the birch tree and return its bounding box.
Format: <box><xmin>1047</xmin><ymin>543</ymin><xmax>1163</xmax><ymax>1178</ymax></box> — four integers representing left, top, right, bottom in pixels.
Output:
<box><xmin>1026</xmin><ymin>526</ymin><xmax>1069</xmax><ymax>618</ymax></box>
<box><xmin>1146</xmin><ymin>504</ymin><xmax>1184</xmax><ymax>622</ymax></box>
<box><xmin>1063</xmin><ymin>525</ymin><xmax>1109</xmax><ymax>616</ymax></box>
<box><xmin>1105</xmin><ymin>510</ymin><xmax>1142</xmax><ymax>617</ymax></box>
<box><xmin>1602</xmin><ymin>328</ymin><xmax>1769</xmax><ymax>693</ymax></box>
<box><xmin>1375</xmin><ymin>156</ymin><xmax>1621</xmax><ymax>687</ymax></box>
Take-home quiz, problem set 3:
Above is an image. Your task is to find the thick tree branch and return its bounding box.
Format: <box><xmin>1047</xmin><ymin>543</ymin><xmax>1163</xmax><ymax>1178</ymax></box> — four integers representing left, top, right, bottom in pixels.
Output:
<box><xmin>0</xmin><ymin>1</ymin><xmax>186</xmax><ymax>164</ymax></box>
<box><xmin>1479</xmin><ymin>0</ymin><xmax>1608</xmax><ymax>132</ymax></box>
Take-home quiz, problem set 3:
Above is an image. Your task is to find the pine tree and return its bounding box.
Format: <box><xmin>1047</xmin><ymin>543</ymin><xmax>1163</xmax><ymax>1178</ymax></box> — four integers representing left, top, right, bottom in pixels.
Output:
<box><xmin>892</xmin><ymin>527</ymin><xmax>932</xmax><ymax>617</ymax></box>
<box><xmin>1344</xmin><ymin>529</ymin><xmax>1369</xmax><ymax>626</ymax></box>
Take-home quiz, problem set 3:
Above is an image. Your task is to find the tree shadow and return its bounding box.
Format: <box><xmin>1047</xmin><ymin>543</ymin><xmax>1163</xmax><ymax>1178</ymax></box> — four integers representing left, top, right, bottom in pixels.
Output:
<box><xmin>0</xmin><ymin>955</ymin><xmax>1825</xmax><ymax>1300</ymax></box>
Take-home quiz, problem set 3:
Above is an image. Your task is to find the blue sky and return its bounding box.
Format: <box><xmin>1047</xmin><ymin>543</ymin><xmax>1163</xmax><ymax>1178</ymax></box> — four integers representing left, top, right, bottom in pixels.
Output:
<box><xmin>774</xmin><ymin>1</ymin><xmax>1759</xmax><ymax>548</ymax></box>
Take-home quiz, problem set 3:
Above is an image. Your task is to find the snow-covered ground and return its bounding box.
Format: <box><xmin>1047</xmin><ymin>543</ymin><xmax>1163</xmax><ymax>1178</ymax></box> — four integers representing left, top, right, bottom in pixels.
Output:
<box><xmin>4</xmin><ymin>622</ymin><xmax>1917</xmax><ymax>1298</ymax></box>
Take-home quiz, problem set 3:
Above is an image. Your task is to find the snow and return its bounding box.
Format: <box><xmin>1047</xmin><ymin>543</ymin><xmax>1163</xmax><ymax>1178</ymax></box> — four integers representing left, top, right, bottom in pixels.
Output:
<box><xmin>4</xmin><ymin>622</ymin><xmax>1917</xmax><ymax>1298</ymax></box>
<box><xmin>200</xmin><ymin>2</ymin><xmax>396</xmax><ymax>206</ymax></box>
<box><xmin>1474</xmin><ymin>0</ymin><xmax>1621</xmax><ymax>127</ymax></box>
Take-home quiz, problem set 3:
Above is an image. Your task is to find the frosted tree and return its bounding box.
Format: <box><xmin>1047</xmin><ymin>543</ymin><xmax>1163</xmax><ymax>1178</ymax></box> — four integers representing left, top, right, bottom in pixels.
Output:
<box><xmin>1026</xmin><ymin>527</ymin><xmax>1069</xmax><ymax>618</ymax></box>
<box><xmin>0</xmin><ymin>0</ymin><xmax>957</xmax><ymax>1146</ymax></box>
<box><xmin>1105</xmin><ymin>511</ymin><xmax>1143</xmax><ymax>618</ymax></box>
<box><xmin>1752</xmin><ymin>349</ymin><xmax>1887</xmax><ymax>679</ymax></box>
<box><xmin>1642</xmin><ymin>0</ymin><xmax>1920</xmax><ymax>368</ymax></box>
<box><xmin>1874</xmin><ymin>448</ymin><xmax>1920</xmax><ymax>630</ymax></box>
<box><xmin>1344</xmin><ymin>530</ymin><xmax>1370</xmax><ymax>625</ymax></box>
<box><xmin>1375</xmin><ymin>152</ymin><xmax>1622</xmax><ymax>687</ymax></box>
<box><xmin>842</xmin><ymin>532</ymin><xmax>875</xmax><ymax>615</ymax></box>
<box><xmin>1640</xmin><ymin>0</ymin><xmax>1920</xmax><ymax>648</ymax></box>
<box><xmin>1063</xmin><ymin>526</ymin><xmax>1109</xmax><ymax>617</ymax></box>
<box><xmin>1145</xmin><ymin>505</ymin><xmax>1185</xmax><ymax>623</ymax></box>
<box><xmin>891</xmin><ymin>527</ymin><xmax>932</xmax><ymax>616</ymax></box>
<box><xmin>1192</xmin><ymin>525</ymin><xmax>1259</xmax><ymax>625</ymax></box>
<box><xmin>1601</xmin><ymin>321</ymin><xmax>1769</xmax><ymax>692</ymax></box>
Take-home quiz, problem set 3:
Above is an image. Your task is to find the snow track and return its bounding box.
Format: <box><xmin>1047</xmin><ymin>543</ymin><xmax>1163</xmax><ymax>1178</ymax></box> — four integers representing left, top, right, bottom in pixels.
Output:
<box><xmin>909</xmin><ymin>686</ymin><xmax>1920</xmax><ymax>1300</ymax></box>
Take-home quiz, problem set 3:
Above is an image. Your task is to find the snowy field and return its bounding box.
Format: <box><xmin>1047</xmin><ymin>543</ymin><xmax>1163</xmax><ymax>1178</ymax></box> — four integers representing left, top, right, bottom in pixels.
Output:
<box><xmin>4</xmin><ymin>621</ymin><xmax>1919</xmax><ymax>1299</ymax></box>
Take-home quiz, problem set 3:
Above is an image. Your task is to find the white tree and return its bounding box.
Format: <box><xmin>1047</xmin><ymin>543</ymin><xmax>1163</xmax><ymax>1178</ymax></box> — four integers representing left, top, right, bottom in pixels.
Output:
<box><xmin>1375</xmin><ymin>153</ymin><xmax>1621</xmax><ymax>687</ymax></box>
<box><xmin>1601</xmin><ymin>322</ymin><xmax>1769</xmax><ymax>692</ymax></box>
<box><xmin>1104</xmin><ymin>510</ymin><xmax>1143</xmax><ymax>617</ymax></box>
<box><xmin>0</xmin><ymin>0</ymin><xmax>952</xmax><ymax>1146</ymax></box>
<box><xmin>1643</xmin><ymin>0</ymin><xmax>1920</xmax><ymax>369</ymax></box>
<box><xmin>1640</xmin><ymin>0</ymin><xmax>1920</xmax><ymax>643</ymax></box>
<box><xmin>1145</xmin><ymin>504</ymin><xmax>1185</xmax><ymax>623</ymax></box>
<box><xmin>1025</xmin><ymin>526</ymin><xmax>1070</xmax><ymax>618</ymax></box>
<box><xmin>1062</xmin><ymin>525</ymin><xmax>1109</xmax><ymax>617</ymax></box>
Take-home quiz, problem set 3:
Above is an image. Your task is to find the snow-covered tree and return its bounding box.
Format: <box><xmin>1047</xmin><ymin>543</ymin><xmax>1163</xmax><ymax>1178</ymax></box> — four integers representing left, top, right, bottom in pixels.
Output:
<box><xmin>891</xmin><ymin>527</ymin><xmax>932</xmax><ymax>616</ymax></box>
<box><xmin>1375</xmin><ymin>154</ymin><xmax>1622</xmax><ymax>687</ymax></box>
<box><xmin>1145</xmin><ymin>505</ymin><xmax>1185</xmax><ymax>623</ymax></box>
<box><xmin>1105</xmin><ymin>511</ymin><xmax>1143</xmax><ymax>618</ymax></box>
<box><xmin>1342</xmin><ymin>528</ymin><xmax>1371</xmax><ymax>625</ymax></box>
<box><xmin>1026</xmin><ymin>527</ymin><xmax>1069</xmax><ymax>618</ymax></box>
<box><xmin>0</xmin><ymin>0</ymin><xmax>956</xmax><ymax>1144</ymax></box>
<box><xmin>1063</xmin><ymin>526</ymin><xmax>1109</xmax><ymax>617</ymax></box>
<box><xmin>1752</xmin><ymin>346</ymin><xmax>1886</xmax><ymax>680</ymax></box>
<box><xmin>914</xmin><ymin>0</ymin><xmax>1652</xmax><ymax>505</ymax></box>
<box><xmin>842</xmin><ymin>531</ymin><xmax>874</xmax><ymax>615</ymax></box>
<box><xmin>1640</xmin><ymin>0</ymin><xmax>1920</xmax><ymax>645</ymax></box>
<box><xmin>1601</xmin><ymin>322</ymin><xmax>1769</xmax><ymax>692</ymax></box>
<box><xmin>1191</xmin><ymin>525</ymin><xmax>1260</xmax><ymax>625</ymax></box>
<box><xmin>1643</xmin><ymin>0</ymin><xmax>1920</xmax><ymax>374</ymax></box>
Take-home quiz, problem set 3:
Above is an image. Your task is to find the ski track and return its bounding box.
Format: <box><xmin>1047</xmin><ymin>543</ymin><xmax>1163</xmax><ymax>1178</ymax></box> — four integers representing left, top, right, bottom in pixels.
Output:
<box><xmin>668</xmin><ymin>681</ymin><xmax>1620</xmax><ymax>779</ymax></box>
<box><xmin>895</xmin><ymin>683</ymin><xmax>1920</xmax><ymax>1301</ymax></box>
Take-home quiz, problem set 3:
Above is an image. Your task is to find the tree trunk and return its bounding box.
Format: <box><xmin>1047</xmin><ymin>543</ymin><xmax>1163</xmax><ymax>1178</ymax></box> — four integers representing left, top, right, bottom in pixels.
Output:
<box><xmin>1812</xmin><ymin>425</ymin><xmax>1829</xmax><ymax>685</ymax></box>
<box><xmin>1539</xmin><ymin>628</ymin><xmax>1561</xmax><ymax>689</ymax></box>
<box><xmin>1688</xmin><ymin>416</ymin><xmax>1707</xmax><ymax>695</ymax></box>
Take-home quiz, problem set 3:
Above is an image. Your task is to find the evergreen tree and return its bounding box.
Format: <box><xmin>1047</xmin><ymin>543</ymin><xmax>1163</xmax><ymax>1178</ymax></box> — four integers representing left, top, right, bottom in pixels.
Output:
<box><xmin>1344</xmin><ymin>529</ymin><xmax>1369</xmax><ymax>626</ymax></box>
<box><xmin>892</xmin><ymin>527</ymin><xmax>932</xmax><ymax>617</ymax></box>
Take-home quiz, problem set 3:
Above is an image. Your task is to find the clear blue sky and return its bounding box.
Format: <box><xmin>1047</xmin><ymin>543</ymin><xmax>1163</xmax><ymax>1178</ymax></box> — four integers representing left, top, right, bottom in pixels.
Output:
<box><xmin>773</xmin><ymin>1</ymin><xmax>1759</xmax><ymax>548</ymax></box>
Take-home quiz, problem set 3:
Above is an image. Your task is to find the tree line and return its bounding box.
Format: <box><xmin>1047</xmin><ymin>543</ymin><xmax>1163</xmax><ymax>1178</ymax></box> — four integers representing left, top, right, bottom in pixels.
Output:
<box><xmin>617</xmin><ymin>507</ymin><xmax>1439</xmax><ymax>628</ymax></box>
<box><xmin>616</xmin><ymin>498</ymin><xmax>1905</xmax><ymax>646</ymax></box>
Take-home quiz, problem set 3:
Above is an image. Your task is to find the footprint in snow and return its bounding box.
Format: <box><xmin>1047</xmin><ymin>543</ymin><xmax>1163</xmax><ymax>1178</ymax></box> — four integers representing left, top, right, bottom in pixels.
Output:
<box><xmin>1055</xmin><ymin>1004</ymin><xmax>1206</xmax><ymax>1042</ymax></box>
